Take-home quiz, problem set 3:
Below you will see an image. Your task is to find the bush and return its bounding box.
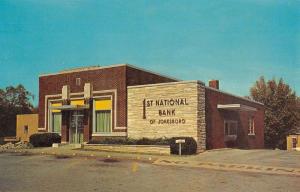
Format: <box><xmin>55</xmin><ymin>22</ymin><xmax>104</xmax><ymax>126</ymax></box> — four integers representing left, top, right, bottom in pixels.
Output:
<box><xmin>87</xmin><ymin>137</ymin><xmax>170</xmax><ymax>145</ymax></box>
<box><xmin>29</xmin><ymin>133</ymin><xmax>61</xmax><ymax>147</ymax></box>
<box><xmin>170</xmin><ymin>137</ymin><xmax>197</xmax><ymax>155</ymax></box>
<box><xmin>135</xmin><ymin>137</ymin><xmax>170</xmax><ymax>145</ymax></box>
<box><xmin>88</xmin><ymin>137</ymin><xmax>127</xmax><ymax>145</ymax></box>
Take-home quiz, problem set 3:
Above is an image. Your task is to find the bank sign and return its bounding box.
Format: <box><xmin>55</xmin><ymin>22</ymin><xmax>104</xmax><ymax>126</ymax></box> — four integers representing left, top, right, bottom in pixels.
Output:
<box><xmin>142</xmin><ymin>98</ymin><xmax>188</xmax><ymax>125</ymax></box>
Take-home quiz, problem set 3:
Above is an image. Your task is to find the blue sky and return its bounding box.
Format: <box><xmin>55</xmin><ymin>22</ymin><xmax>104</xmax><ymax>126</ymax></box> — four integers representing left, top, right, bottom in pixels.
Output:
<box><xmin>0</xmin><ymin>0</ymin><xmax>299</xmax><ymax>106</ymax></box>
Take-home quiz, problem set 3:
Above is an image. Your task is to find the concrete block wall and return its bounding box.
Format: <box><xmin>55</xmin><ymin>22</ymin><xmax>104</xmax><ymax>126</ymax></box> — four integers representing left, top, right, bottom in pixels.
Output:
<box><xmin>84</xmin><ymin>144</ymin><xmax>171</xmax><ymax>155</ymax></box>
<box><xmin>127</xmin><ymin>81</ymin><xmax>206</xmax><ymax>151</ymax></box>
<box><xmin>197</xmin><ymin>83</ymin><xmax>206</xmax><ymax>151</ymax></box>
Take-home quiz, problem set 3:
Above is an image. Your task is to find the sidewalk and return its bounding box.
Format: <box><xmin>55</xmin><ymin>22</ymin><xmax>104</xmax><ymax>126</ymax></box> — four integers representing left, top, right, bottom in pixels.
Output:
<box><xmin>1</xmin><ymin>146</ymin><xmax>300</xmax><ymax>176</ymax></box>
<box><xmin>153</xmin><ymin>158</ymin><xmax>300</xmax><ymax>177</ymax></box>
<box><xmin>0</xmin><ymin>145</ymin><xmax>166</xmax><ymax>163</ymax></box>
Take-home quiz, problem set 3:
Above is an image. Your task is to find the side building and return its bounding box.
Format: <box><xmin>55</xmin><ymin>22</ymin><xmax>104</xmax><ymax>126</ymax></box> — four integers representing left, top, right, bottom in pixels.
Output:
<box><xmin>127</xmin><ymin>80</ymin><xmax>264</xmax><ymax>151</ymax></box>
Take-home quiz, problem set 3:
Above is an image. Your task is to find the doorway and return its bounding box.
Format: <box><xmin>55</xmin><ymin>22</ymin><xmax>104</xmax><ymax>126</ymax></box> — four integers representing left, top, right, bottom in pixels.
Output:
<box><xmin>69</xmin><ymin>111</ymin><xmax>84</xmax><ymax>143</ymax></box>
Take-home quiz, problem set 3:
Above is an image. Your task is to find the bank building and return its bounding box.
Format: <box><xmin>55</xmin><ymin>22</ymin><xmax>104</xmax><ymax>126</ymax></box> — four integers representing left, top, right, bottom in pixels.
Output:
<box><xmin>19</xmin><ymin>64</ymin><xmax>265</xmax><ymax>152</ymax></box>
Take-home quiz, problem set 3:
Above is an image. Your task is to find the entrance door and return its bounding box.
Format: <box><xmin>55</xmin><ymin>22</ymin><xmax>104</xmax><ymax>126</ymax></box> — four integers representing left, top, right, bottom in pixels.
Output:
<box><xmin>69</xmin><ymin>111</ymin><xmax>84</xmax><ymax>143</ymax></box>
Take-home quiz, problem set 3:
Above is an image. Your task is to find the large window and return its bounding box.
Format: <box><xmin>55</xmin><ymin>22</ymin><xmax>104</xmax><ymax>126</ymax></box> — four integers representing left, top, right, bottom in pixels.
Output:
<box><xmin>94</xmin><ymin>98</ymin><xmax>112</xmax><ymax>133</ymax></box>
<box><xmin>52</xmin><ymin>112</ymin><xmax>62</xmax><ymax>133</ymax></box>
<box><xmin>50</xmin><ymin>102</ymin><xmax>62</xmax><ymax>133</ymax></box>
<box><xmin>248</xmin><ymin>117</ymin><xmax>255</xmax><ymax>135</ymax></box>
<box><xmin>224</xmin><ymin>120</ymin><xmax>238</xmax><ymax>136</ymax></box>
<box><xmin>95</xmin><ymin>110</ymin><xmax>111</xmax><ymax>133</ymax></box>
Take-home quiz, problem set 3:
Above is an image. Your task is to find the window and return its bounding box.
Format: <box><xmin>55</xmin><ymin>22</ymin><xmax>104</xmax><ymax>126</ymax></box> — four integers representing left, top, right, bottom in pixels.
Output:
<box><xmin>292</xmin><ymin>137</ymin><xmax>297</xmax><ymax>149</ymax></box>
<box><xmin>95</xmin><ymin>110</ymin><xmax>111</xmax><ymax>133</ymax></box>
<box><xmin>76</xmin><ymin>78</ymin><xmax>81</xmax><ymax>86</ymax></box>
<box><xmin>248</xmin><ymin>117</ymin><xmax>255</xmax><ymax>135</ymax></box>
<box><xmin>50</xmin><ymin>101</ymin><xmax>62</xmax><ymax>133</ymax></box>
<box><xmin>94</xmin><ymin>98</ymin><xmax>112</xmax><ymax>133</ymax></box>
<box><xmin>24</xmin><ymin>126</ymin><xmax>29</xmax><ymax>134</ymax></box>
<box><xmin>224</xmin><ymin>121</ymin><xmax>237</xmax><ymax>136</ymax></box>
<box><xmin>52</xmin><ymin>112</ymin><xmax>62</xmax><ymax>133</ymax></box>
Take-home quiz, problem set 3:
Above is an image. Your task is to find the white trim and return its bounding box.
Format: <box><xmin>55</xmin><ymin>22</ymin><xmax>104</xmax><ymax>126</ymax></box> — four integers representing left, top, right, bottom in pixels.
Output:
<box><xmin>93</xmin><ymin>89</ymin><xmax>127</xmax><ymax>130</ymax></box>
<box><xmin>217</xmin><ymin>104</ymin><xmax>257</xmax><ymax>112</ymax></box>
<box><xmin>47</xmin><ymin>96</ymin><xmax>86</xmax><ymax>132</ymax></box>
<box><xmin>44</xmin><ymin>94</ymin><xmax>62</xmax><ymax>131</ymax></box>
<box><xmin>92</xmin><ymin>132</ymin><xmax>127</xmax><ymax>137</ymax></box>
<box><xmin>93</xmin><ymin>95</ymin><xmax>113</xmax><ymax>134</ymax></box>
<box><xmin>127</xmin><ymin>80</ymin><xmax>204</xmax><ymax>89</ymax></box>
<box><xmin>70</xmin><ymin>92</ymin><xmax>84</xmax><ymax>96</ymax></box>
<box><xmin>44</xmin><ymin>89</ymin><xmax>127</xmax><ymax>132</ymax></box>
<box><xmin>207</xmin><ymin>87</ymin><xmax>264</xmax><ymax>106</ymax></box>
<box><xmin>69</xmin><ymin>97</ymin><xmax>84</xmax><ymax>100</ymax></box>
<box><xmin>93</xmin><ymin>90</ymin><xmax>117</xmax><ymax>94</ymax></box>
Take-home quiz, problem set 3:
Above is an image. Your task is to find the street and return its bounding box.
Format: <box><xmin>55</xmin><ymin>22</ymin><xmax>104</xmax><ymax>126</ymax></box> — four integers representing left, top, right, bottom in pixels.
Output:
<box><xmin>0</xmin><ymin>152</ymin><xmax>299</xmax><ymax>192</ymax></box>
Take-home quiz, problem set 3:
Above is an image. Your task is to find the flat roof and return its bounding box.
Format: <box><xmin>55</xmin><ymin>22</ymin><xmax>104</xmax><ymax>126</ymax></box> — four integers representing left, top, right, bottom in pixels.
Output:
<box><xmin>39</xmin><ymin>63</ymin><xmax>179</xmax><ymax>81</ymax></box>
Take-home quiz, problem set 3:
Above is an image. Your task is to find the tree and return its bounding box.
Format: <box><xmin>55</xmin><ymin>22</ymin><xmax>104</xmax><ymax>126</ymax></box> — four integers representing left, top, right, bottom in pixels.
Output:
<box><xmin>0</xmin><ymin>85</ymin><xmax>34</xmax><ymax>137</ymax></box>
<box><xmin>250</xmin><ymin>76</ymin><xmax>299</xmax><ymax>149</ymax></box>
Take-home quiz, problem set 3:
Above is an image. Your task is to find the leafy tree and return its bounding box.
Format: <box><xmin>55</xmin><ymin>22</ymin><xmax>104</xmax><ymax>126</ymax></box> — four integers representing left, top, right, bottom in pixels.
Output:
<box><xmin>0</xmin><ymin>85</ymin><xmax>34</xmax><ymax>137</ymax></box>
<box><xmin>250</xmin><ymin>76</ymin><xmax>299</xmax><ymax>149</ymax></box>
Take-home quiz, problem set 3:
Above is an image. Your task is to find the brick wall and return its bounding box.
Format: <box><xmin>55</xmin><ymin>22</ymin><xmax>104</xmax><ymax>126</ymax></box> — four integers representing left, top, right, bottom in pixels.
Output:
<box><xmin>39</xmin><ymin>66</ymin><xmax>127</xmax><ymax>130</ymax></box>
<box><xmin>205</xmin><ymin>88</ymin><xmax>264</xmax><ymax>149</ymax></box>
<box><xmin>39</xmin><ymin>65</ymin><xmax>176</xmax><ymax>132</ymax></box>
<box><xmin>126</xmin><ymin>66</ymin><xmax>177</xmax><ymax>86</ymax></box>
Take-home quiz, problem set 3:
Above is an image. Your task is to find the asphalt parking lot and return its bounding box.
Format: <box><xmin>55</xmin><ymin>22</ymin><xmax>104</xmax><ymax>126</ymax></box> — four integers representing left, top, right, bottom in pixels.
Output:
<box><xmin>0</xmin><ymin>151</ymin><xmax>299</xmax><ymax>192</ymax></box>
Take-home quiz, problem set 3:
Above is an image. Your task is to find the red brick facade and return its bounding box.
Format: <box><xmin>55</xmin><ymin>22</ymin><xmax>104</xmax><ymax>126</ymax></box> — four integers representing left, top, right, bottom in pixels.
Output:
<box><xmin>205</xmin><ymin>88</ymin><xmax>265</xmax><ymax>149</ymax></box>
<box><xmin>38</xmin><ymin>64</ymin><xmax>176</xmax><ymax>142</ymax></box>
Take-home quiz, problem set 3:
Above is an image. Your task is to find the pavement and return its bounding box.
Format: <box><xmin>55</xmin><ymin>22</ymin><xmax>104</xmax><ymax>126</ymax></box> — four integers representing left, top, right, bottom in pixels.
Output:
<box><xmin>1</xmin><ymin>146</ymin><xmax>300</xmax><ymax>177</ymax></box>
<box><xmin>0</xmin><ymin>152</ymin><xmax>300</xmax><ymax>192</ymax></box>
<box><xmin>154</xmin><ymin>149</ymin><xmax>300</xmax><ymax>176</ymax></box>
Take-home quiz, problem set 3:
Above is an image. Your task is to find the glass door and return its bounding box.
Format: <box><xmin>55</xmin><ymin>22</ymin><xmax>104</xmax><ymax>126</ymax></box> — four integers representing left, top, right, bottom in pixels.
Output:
<box><xmin>69</xmin><ymin>111</ymin><xmax>84</xmax><ymax>143</ymax></box>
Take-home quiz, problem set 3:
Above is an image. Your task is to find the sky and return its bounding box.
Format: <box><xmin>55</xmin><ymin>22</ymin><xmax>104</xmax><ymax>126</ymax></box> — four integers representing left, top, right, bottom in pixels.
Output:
<box><xmin>0</xmin><ymin>0</ymin><xmax>299</xmax><ymax>106</ymax></box>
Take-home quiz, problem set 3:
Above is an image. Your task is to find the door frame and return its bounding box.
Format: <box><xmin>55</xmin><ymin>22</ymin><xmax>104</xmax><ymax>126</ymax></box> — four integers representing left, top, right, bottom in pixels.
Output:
<box><xmin>69</xmin><ymin>110</ymin><xmax>84</xmax><ymax>144</ymax></box>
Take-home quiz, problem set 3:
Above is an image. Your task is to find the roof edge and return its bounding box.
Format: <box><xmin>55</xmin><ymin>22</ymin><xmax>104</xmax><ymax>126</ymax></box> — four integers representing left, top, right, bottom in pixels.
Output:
<box><xmin>127</xmin><ymin>80</ymin><xmax>205</xmax><ymax>89</ymax></box>
<box><xmin>205</xmin><ymin>86</ymin><xmax>264</xmax><ymax>106</ymax></box>
<box><xmin>39</xmin><ymin>63</ymin><xmax>127</xmax><ymax>77</ymax></box>
<box><xmin>39</xmin><ymin>63</ymin><xmax>180</xmax><ymax>81</ymax></box>
<box><xmin>125</xmin><ymin>64</ymin><xmax>180</xmax><ymax>81</ymax></box>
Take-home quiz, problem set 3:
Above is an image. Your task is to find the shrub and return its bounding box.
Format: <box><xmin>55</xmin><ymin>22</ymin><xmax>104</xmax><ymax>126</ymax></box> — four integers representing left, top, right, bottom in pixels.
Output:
<box><xmin>87</xmin><ymin>137</ymin><xmax>170</xmax><ymax>145</ymax></box>
<box><xmin>170</xmin><ymin>137</ymin><xmax>197</xmax><ymax>155</ymax></box>
<box><xmin>88</xmin><ymin>137</ymin><xmax>127</xmax><ymax>145</ymax></box>
<box><xmin>29</xmin><ymin>133</ymin><xmax>61</xmax><ymax>147</ymax></box>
